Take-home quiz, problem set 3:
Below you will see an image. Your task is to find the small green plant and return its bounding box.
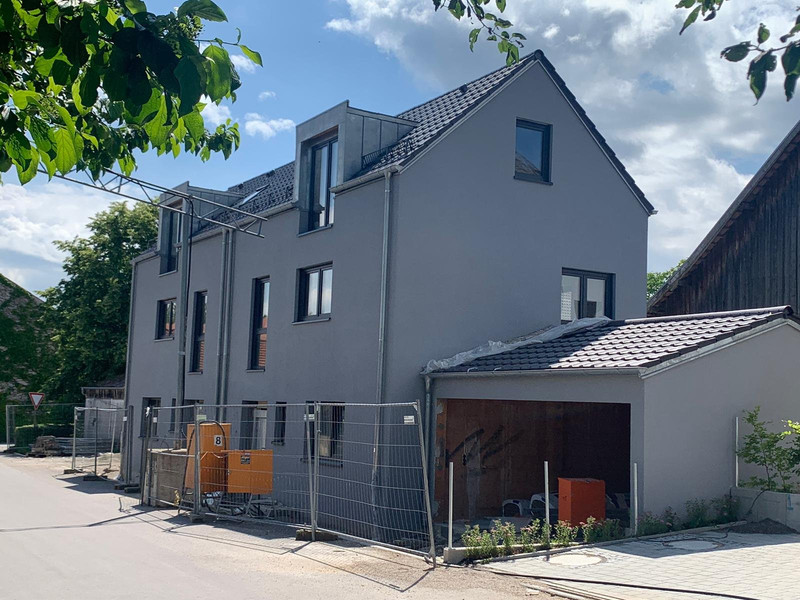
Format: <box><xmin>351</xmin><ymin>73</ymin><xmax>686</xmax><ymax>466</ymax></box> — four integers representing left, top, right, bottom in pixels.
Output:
<box><xmin>462</xmin><ymin>525</ymin><xmax>498</xmax><ymax>560</ymax></box>
<box><xmin>738</xmin><ymin>407</ymin><xmax>795</xmax><ymax>492</ymax></box>
<box><xmin>552</xmin><ymin>520</ymin><xmax>578</xmax><ymax>547</ymax></box>
<box><xmin>520</xmin><ymin>519</ymin><xmax>544</xmax><ymax>552</ymax></box>
<box><xmin>637</xmin><ymin>511</ymin><xmax>670</xmax><ymax>536</ymax></box>
<box><xmin>582</xmin><ymin>517</ymin><xmax>624</xmax><ymax>543</ymax></box>
<box><xmin>491</xmin><ymin>520</ymin><xmax>517</xmax><ymax>556</ymax></box>
<box><xmin>661</xmin><ymin>506</ymin><xmax>679</xmax><ymax>531</ymax></box>
<box><xmin>711</xmin><ymin>495</ymin><xmax>740</xmax><ymax>524</ymax></box>
<box><xmin>684</xmin><ymin>498</ymin><xmax>711</xmax><ymax>529</ymax></box>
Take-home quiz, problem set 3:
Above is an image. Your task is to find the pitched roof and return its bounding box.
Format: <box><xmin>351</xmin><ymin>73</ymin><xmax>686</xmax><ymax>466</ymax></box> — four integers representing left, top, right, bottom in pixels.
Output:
<box><xmin>223</xmin><ymin>49</ymin><xmax>653</xmax><ymax>219</ymax></box>
<box><xmin>431</xmin><ymin>306</ymin><xmax>794</xmax><ymax>374</ymax></box>
<box><xmin>648</xmin><ymin>119</ymin><xmax>800</xmax><ymax>314</ymax></box>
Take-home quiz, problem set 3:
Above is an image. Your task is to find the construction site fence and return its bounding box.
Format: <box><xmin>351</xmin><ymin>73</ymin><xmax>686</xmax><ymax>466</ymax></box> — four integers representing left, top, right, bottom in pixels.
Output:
<box><xmin>4</xmin><ymin>403</ymin><xmax>76</xmax><ymax>451</ymax></box>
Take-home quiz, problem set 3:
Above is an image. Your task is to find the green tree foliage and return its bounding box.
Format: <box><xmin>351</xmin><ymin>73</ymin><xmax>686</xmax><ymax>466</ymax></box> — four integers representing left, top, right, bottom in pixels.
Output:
<box><xmin>738</xmin><ymin>406</ymin><xmax>795</xmax><ymax>493</ymax></box>
<box><xmin>647</xmin><ymin>259</ymin><xmax>686</xmax><ymax>300</ymax></box>
<box><xmin>677</xmin><ymin>2</ymin><xmax>800</xmax><ymax>102</ymax></box>
<box><xmin>0</xmin><ymin>0</ymin><xmax>262</xmax><ymax>184</ymax></box>
<box><xmin>39</xmin><ymin>201</ymin><xmax>157</xmax><ymax>402</ymax></box>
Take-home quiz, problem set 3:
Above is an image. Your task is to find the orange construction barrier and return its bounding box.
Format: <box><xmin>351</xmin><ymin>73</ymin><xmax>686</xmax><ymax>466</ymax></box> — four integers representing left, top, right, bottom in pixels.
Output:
<box><xmin>226</xmin><ymin>450</ymin><xmax>274</xmax><ymax>495</ymax></box>
<box><xmin>184</xmin><ymin>423</ymin><xmax>231</xmax><ymax>493</ymax></box>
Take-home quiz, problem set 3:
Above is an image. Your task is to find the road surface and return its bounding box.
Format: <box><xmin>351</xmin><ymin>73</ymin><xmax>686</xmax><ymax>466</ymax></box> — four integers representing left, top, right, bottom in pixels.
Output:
<box><xmin>0</xmin><ymin>454</ymin><xmax>534</xmax><ymax>600</ymax></box>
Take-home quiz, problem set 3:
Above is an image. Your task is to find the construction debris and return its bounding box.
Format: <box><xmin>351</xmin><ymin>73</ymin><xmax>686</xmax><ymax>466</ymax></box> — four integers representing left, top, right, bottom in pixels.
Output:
<box><xmin>28</xmin><ymin>436</ymin><xmax>63</xmax><ymax>457</ymax></box>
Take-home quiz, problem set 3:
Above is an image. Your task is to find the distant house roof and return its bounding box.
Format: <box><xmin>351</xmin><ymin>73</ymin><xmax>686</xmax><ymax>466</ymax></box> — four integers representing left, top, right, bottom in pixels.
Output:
<box><xmin>648</xmin><ymin>119</ymin><xmax>800</xmax><ymax>314</ymax></box>
<box><xmin>220</xmin><ymin>49</ymin><xmax>654</xmax><ymax>220</ymax></box>
<box><xmin>429</xmin><ymin>306</ymin><xmax>795</xmax><ymax>374</ymax></box>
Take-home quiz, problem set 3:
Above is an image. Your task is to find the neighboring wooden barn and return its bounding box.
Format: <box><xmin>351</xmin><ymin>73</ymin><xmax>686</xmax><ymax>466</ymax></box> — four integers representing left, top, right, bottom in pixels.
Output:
<box><xmin>649</xmin><ymin>120</ymin><xmax>800</xmax><ymax>317</ymax></box>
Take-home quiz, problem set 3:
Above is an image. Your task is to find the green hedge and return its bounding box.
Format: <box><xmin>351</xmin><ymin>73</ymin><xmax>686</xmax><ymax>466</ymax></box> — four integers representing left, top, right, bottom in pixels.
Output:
<box><xmin>13</xmin><ymin>423</ymin><xmax>73</xmax><ymax>449</ymax></box>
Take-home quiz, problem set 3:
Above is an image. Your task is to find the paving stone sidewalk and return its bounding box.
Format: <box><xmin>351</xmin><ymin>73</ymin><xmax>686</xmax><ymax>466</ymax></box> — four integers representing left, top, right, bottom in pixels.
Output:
<box><xmin>485</xmin><ymin>530</ymin><xmax>800</xmax><ymax>600</ymax></box>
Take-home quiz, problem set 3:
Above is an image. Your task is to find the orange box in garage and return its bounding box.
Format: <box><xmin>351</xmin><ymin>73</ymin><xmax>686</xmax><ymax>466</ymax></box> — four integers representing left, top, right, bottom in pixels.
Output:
<box><xmin>558</xmin><ymin>477</ymin><xmax>605</xmax><ymax>525</ymax></box>
<box><xmin>226</xmin><ymin>449</ymin><xmax>274</xmax><ymax>495</ymax></box>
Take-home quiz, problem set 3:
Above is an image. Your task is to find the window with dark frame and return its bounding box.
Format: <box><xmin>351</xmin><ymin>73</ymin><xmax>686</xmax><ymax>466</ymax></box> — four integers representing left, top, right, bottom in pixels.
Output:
<box><xmin>160</xmin><ymin>210</ymin><xmax>180</xmax><ymax>274</ymax></box>
<box><xmin>273</xmin><ymin>402</ymin><xmax>286</xmax><ymax>445</ymax></box>
<box><xmin>140</xmin><ymin>397</ymin><xmax>160</xmax><ymax>437</ymax></box>
<box><xmin>515</xmin><ymin>119</ymin><xmax>552</xmax><ymax>183</ymax></box>
<box><xmin>304</xmin><ymin>402</ymin><xmax>344</xmax><ymax>460</ymax></box>
<box><xmin>190</xmin><ymin>292</ymin><xmax>207</xmax><ymax>372</ymax></box>
<box><xmin>298</xmin><ymin>264</ymin><xmax>332</xmax><ymax>321</ymax></box>
<box><xmin>168</xmin><ymin>397</ymin><xmax>177</xmax><ymax>432</ymax></box>
<box><xmin>560</xmin><ymin>268</ymin><xmax>614</xmax><ymax>323</ymax></box>
<box><xmin>156</xmin><ymin>299</ymin><xmax>177</xmax><ymax>339</ymax></box>
<box><xmin>307</xmin><ymin>137</ymin><xmax>339</xmax><ymax>231</ymax></box>
<box><xmin>249</xmin><ymin>278</ymin><xmax>270</xmax><ymax>369</ymax></box>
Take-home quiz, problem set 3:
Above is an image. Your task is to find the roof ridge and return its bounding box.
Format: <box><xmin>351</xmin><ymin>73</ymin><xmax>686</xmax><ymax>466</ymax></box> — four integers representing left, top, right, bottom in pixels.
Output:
<box><xmin>620</xmin><ymin>305</ymin><xmax>792</xmax><ymax>325</ymax></box>
<box><xmin>228</xmin><ymin>160</ymin><xmax>294</xmax><ymax>193</ymax></box>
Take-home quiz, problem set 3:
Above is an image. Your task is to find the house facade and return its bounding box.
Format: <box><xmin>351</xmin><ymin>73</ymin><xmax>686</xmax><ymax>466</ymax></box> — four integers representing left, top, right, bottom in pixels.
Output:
<box><xmin>124</xmin><ymin>51</ymin><xmax>660</xmax><ymax>531</ymax></box>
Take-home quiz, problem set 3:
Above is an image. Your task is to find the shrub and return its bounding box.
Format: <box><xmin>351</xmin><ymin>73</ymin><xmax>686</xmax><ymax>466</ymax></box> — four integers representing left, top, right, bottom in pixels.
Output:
<box><xmin>520</xmin><ymin>519</ymin><xmax>545</xmax><ymax>552</ymax></box>
<box><xmin>637</xmin><ymin>512</ymin><xmax>670</xmax><ymax>536</ymax></box>
<box><xmin>553</xmin><ymin>520</ymin><xmax>578</xmax><ymax>547</ymax></box>
<box><xmin>738</xmin><ymin>407</ymin><xmax>795</xmax><ymax>492</ymax></box>
<box><xmin>13</xmin><ymin>423</ymin><xmax>73</xmax><ymax>448</ymax></box>
<box><xmin>684</xmin><ymin>498</ymin><xmax>713</xmax><ymax>529</ymax></box>
<box><xmin>711</xmin><ymin>495</ymin><xmax>740</xmax><ymax>524</ymax></box>
<box><xmin>462</xmin><ymin>525</ymin><xmax>498</xmax><ymax>560</ymax></box>
<box><xmin>661</xmin><ymin>506</ymin><xmax>679</xmax><ymax>531</ymax></box>
<box><xmin>582</xmin><ymin>517</ymin><xmax>623</xmax><ymax>543</ymax></box>
<box><xmin>491</xmin><ymin>520</ymin><xmax>518</xmax><ymax>556</ymax></box>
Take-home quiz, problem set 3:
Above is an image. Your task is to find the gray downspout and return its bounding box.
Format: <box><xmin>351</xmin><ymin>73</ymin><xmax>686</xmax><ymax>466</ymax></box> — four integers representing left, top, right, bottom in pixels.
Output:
<box><xmin>370</xmin><ymin>169</ymin><xmax>394</xmax><ymax>535</ymax></box>
<box><xmin>424</xmin><ymin>375</ymin><xmax>435</xmax><ymax>506</ymax></box>
<box><xmin>175</xmin><ymin>200</ymin><xmax>192</xmax><ymax>416</ymax></box>
<box><xmin>213</xmin><ymin>230</ymin><xmax>230</xmax><ymax>417</ymax></box>
<box><xmin>220</xmin><ymin>231</ymin><xmax>236</xmax><ymax>423</ymax></box>
<box><xmin>121</xmin><ymin>258</ymin><xmax>138</xmax><ymax>483</ymax></box>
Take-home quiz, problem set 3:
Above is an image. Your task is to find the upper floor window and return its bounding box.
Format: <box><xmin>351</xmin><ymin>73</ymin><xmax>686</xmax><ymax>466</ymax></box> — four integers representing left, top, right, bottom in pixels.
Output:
<box><xmin>515</xmin><ymin>120</ymin><xmax>551</xmax><ymax>184</ymax></box>
<box><xmin>561</xmin><ymin>269</ymin><xmax>614</xmax><ymax>323</ymax></box>
<box><xmin>190</xmin><ymin>291</ymin><xmax>207</xmax><ymax>372</ymax></box>
<box><xmin>156</xmin><ymin>299</ymin><xmax>177</xmax><ymax>339</ymax></box>
<box><xmin>249</xmin><ymin>278</ymin><xmax>270</xmax><ymax>369</ymax></box>
<box><xmin>308</xmin><ymin>137</ymin><xmax>338</xmax><ymax>231</ymax></box>
<box><xmin>298</xmin><ymin>264</ymin><xmax>332</xmax><ymax>321</ymax></box>
<box><xmin>160</xmin><ymin>210</ymin><xmax>180</xmax><ymax>274</ymax></box>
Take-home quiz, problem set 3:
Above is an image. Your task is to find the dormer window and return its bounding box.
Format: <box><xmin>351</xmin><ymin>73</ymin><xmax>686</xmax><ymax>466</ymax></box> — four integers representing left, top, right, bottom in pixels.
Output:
<box><xmin>159</xmin><ymin>209</ymin><xmax>180</xmax><ymax>274</ymax></box>
<box><xmin>308</xmin><ymin>137</ymin><xmax>338</xmax><ymax>231</ymax></box>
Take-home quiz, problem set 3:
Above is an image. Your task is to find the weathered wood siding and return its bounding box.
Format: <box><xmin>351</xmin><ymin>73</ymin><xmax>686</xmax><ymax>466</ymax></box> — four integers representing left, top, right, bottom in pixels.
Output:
<box><xmin>651</xmin><ymin>145</ymin><xmax>800</xmax><ymax>316</ymax></box>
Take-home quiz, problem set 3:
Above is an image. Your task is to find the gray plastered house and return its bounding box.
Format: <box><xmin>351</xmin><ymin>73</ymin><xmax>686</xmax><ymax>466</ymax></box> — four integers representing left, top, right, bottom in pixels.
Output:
<box><xmin>124</xmin><ymin>50</ymin><xmax>799</xmax><ymax>529</ymax></box>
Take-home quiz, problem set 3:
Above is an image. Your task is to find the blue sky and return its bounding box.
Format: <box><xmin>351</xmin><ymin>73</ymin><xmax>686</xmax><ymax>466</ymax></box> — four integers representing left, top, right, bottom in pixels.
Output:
<box><xmin>1</xmin><ymin>0</ymin><xmax>799</xmax><ymax>293</ymax></box>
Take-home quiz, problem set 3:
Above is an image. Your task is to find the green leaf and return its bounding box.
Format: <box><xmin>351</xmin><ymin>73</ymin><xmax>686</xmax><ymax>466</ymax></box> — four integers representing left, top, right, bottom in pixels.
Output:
<box><xmin>183</xmin><ymin>111</ymin><xmax>205</xmax><ymax>141</ymax></box>
<box><xmin>448</xmin><ymin>0</ymin><xmax>465</xmax><ymax>20</ymax></box>
<box><xmin>16</xmin><ymin>146</ymin><xmax>38</xmax><ymax>185</ymax></box>
<box><xmin>10</xmin><ymin>89</ymin><xmax>39</xmax><ymax>110</ymax></box>
<box><xmin>748</xmin><ymin>53</ymin><xmax>776</xmax><ymax>102</ymax></box>
<box><xmin>29</xmin><ymin>116</ymin><xmax>54</xmax><ymax>153</ymax></box>
<box><xmin>757</xmin><ymin>23</ymin><xmax>770</xmax><ymax>44</ymax></box>
<box><xmin>5</xmin><ymin>132</ymin><xmax>32</xmax><ymax>164</ymax></box>
<box><xmin>238</xmin><ymin>44</ymin><xmax>263</xmax><ymax>67</ymax></box>
<box><xmin>202</xmin><ymin>45</ymin><xmax>234</xmax><ymax>101</ymax></box>
<box><xmin>39</xmin><ymin>149</ymin><xmax>56</xmax><ymax>178</ymax></box>
<box><xmin>679</xmin><ymin>5</ymin><xmax>701</xmax><ymax>35</ymax></box>
<box><xmin>79</xmin><ymin>70</ymin><xmax>100</xmax><ymax>109</ymax></box>
<box><xmin>53</xmin><ymin>127</ymin><xmax>78</xmax><ymax>174</ymax></box>
<box><xmin>123</xmin><ymin>0</ymin><xmax>147</xmax><ymax>15</ymax></box>
<box><xmin>785</xmin><ymin>74</ymin><xmax>798</xmax><ymax>101</ymax></box>
<box><xmin>721</xmin><ymin>43</ymin><xmax>750</xmax><ymax>63</ymax></box>
<box><xmin>177</xmin><ymin>0</ymin><xmax>227</xmax><ymax>22</ymax></box>
<box><xmin>782</xmin><ymin>44</ymin><xmax>800</xmax><ymax>76</ymax></box>
<box><xmin>674</xmin><ymin>0</ymin><xmax>695</xmax><ymax>8</ymax></box>
<box><xmin>103</xmin><ymin>70</ymin><xmax>128</xmax><ymax>103</ymax></box>
<box><xmin>175</xmin><ymin>56</ymin><xmax>206</xmax><ymax>116</ymax></box>
<box><xmin>469</xmin><ymin>28</ymin><xmax>480</xmax><ymax>51</ymax></box>
<box><xmin>144</xmin><ymin>96</ymin><xmax>169</xmax><ymax>148</ymax></box>
<box><xmin>495</xmin><ymin>0</ymin><xmax>506</xmax><ymax>12</ymax></box>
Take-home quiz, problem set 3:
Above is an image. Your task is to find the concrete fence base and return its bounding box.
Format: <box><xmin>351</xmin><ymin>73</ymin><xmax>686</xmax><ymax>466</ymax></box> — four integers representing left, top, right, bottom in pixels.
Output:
<box><xmin>733</xmin><ymin>486</ymin><xmax>800</xmax><ymax>531</ymax></box>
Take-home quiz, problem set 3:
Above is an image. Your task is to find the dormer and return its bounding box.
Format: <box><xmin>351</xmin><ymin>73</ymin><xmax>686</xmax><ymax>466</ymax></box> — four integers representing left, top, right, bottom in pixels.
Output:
<box><xmin>294</xmin><ymin>101</ymin><xmax>417</xmax><ymax>233</ymax></box>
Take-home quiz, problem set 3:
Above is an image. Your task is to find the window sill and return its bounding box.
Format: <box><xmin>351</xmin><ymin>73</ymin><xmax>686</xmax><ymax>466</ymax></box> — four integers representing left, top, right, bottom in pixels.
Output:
<box><xmin>292</xmin><ymin>316</ymin><xmax>331</xmax><ymax>325</ymax></box>
<box><xmin>245</xmin><ymin>369</ymin><xmax>266</xmax><ymax>373</ymax></box>
<box><xmin>159</xmin><ymin>269</ymin><xmax>178</xmax><ymax>277</ymax></box>
<box><xmin>298</xmin><ymin>224</ymin><xmax>333</xmax><ymax>238</ymax></box>
<box><xmin>187</xmin><ymin>371</ymin><xmax>203</xmax><ymax>375</ymax></box>
<box><xmin>301</xmin><ymin>457</ymin><xmax>343</xmax><ymax>467</ymax></box>
<box><xmin>271</xmin><ymin>440</ymin><xmax>285</xmax><ymax>446</ymax></box>
<box><xmin>514</xmin><ymin>174</ymin><xmax>553</xmax><ymax>185</ymax></box>
<box><xmin>154</xmin><ymin>337</ymin><xmax>175</xmax><ymax>342</ymax></box>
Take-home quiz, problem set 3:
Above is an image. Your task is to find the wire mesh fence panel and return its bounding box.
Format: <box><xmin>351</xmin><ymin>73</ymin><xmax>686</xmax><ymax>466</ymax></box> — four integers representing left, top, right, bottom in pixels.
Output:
<box><xmin>71</xmin><ymin>406</ymin><xmax>126</xmax><ymax>477</ymax></box>
<box><xmin>141</xmin><ymin>404</ymin><xmax>197</xmax><ymax>509</ymax></box>
<box><xmin>4</xmin><ymin>403</ymin><xmax>76</xmax><ymax>453</ymax></box>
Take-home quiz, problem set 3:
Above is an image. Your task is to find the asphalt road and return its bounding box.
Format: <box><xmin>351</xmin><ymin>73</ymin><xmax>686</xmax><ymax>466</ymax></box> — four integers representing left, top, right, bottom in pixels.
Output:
<box><xmin>0</xmin><ymin>454</ymin><xmax>534</xmax><ymax>600</ymax></box>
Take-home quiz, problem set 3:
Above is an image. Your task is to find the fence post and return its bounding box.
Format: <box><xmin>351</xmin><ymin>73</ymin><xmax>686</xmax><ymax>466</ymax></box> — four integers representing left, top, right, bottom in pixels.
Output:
<box><xmin>140</xmin><ymin>407</ymin><xmax>152</xmax><ymax>505</ymax></box>
<box><xmin>109</xmin><ymin>408</ymin><xmax>118</xmax><ymax>471</ymax></box>
<box><xmin>71</xmin><ymin>407</ymin><xmax>78</xmax><ymax>472</ymax></box>
<box><xmin>544</xmin><ymin>460</ymin><xmax>550</xmax><ymax>542</ymax></box>
<box><xmin>734</xmin><ymin>416</ymin><xmax>740</xmax><ymax>488</ymax></box>
<box><xmin>5</xmin><ymin>404</ymin><xmax>12</xmax><ymax>449</ymax></box>
<box><xmin>448</xmin><ymin>461</ymin><xmax>454</xmax><ymax>550</ymax></box>
<box><xmin>313</xmin><ymin>402</ymin><xmax>321</xmax><ymax>540</ymax></box>
<box><xmin>93</xmin><ymin>406</ymin><xmax>99</xmax><ymax>476</ymax></box>
<box><xmin>192</xmin><ymin>404</ymin><xmax>202</xmax><ymax>518</ymax></box>
<box><xmin>633</xmin><ymin>461</ymin><xmax>639</xmax><ymax>536</ymax></box>
<box><xmin>304</xmin><ymin>404</ymin><xmax>316</xmax><ymax>540</ymax></box>
<box><xmin>415</xmin><ymin>401</ymin><xmax>437</xmax><ymax>568</ymax></box>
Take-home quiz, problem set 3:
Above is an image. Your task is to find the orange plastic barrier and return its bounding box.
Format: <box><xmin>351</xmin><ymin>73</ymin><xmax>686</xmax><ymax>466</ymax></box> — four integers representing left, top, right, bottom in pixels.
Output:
<box><xmin>226</xmin><ymin>450</ymin><xmax>274</xmax><ymax>495</ymax></box>
<box><xmin>558</xmin><ymin>477</ymin><xmax>605</xmax><ymax>525</ymax></box>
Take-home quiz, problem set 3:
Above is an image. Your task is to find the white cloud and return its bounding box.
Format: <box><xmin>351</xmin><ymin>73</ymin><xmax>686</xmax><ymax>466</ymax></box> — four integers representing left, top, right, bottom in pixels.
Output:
<box><xmin>230</xmin><ymin>53</ymin><xmax>257</xmax><ymax>74</ymax></box>
<box><xmin>326</xmin><ymin>0</ymin><xmax>800</xmax><ymax>271</ymax></box>
<box><xmin>243</xmin><ymin>114</ymin><xmax>296</xmax><ymax>140</ymax></box>
<box><xmin>259</xmin><ymin>90</ymin><xmax>277</xmax><ymax>100</ymax></box>
<box><xmin>201</xmin><ymin>98</ymin><xmax>232</xmax><ymax>126</ymax></box>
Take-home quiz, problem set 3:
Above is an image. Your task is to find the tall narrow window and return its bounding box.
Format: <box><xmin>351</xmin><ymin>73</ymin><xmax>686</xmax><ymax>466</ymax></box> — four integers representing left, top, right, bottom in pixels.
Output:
<box><xmin>515</xmin><ymin>120</ymin><xmax>552</xmax><ymax>183</ymax></box>
<box><xmin>308</xmin><ymin>138</ymin><xmax>338</xmax><ymax>231</ymax></box>
<box><xmin>273</xmin><ymin>402</ymin><xmax>286</xmax><ymax>445</ymax></box>
<box><xmin>304</xmin><ymin>403</ymin><xmax>344</xmax><ymax>460</ymax></box>
<box><xmin>141</xmin><ymin>397</ymin><xmax>160</xmax><ymax>437</ymax></box>
<box><xmin>190</xmin><ymin>292</ymin><xmax>207</xmax><ymax>372</ymax></box>
<box><xmin>560</xmin><ymin>269</ymin><xmax>614</xmax><ymax>323</ymax></box>
<box><xmin>160</xmin><ymin>210</ymin><xmax>180</xmax><ymax>273</ymax></box>
<box><xmin>298</xmin><ymin>264</ymin><xmax>332</xmax><ymax>320</ymax></box>
<box><xmin>156</xmin><ymin>299</ymin><xmax>177</xmax><ymax>339</ymax></box>
<box><xmin>250</xmin><ymin>278</ymin><xmax>270</xmax><ymax>369</ymax></box>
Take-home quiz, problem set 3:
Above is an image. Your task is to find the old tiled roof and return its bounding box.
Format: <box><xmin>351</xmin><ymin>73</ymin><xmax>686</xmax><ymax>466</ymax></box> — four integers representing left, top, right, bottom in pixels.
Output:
<box><xmin>433</xmin><ymin>306</ymin><xmax>794</xmax><ymax>374</ymax></box>
<box><xmin>223</xmin><ymin>49</ymin><xmax>653</xmax><ymax>220</ymax></box>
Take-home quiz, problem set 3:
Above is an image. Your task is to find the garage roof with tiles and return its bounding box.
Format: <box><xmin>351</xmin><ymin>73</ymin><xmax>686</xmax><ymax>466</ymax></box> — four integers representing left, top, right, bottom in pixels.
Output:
<box><xmin>432</xmin><ymin>306</ymin><xmax>795</xmax><ymax>374</ymax></box>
